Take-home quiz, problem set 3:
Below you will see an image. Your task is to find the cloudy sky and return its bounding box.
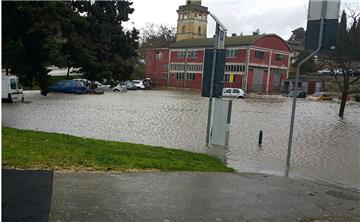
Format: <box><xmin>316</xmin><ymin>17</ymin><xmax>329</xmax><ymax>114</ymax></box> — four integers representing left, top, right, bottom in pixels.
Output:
<box><xmin>124</xmin><ymin>0</ymin><xmax>359</xmax><ymax>40</ymax></box>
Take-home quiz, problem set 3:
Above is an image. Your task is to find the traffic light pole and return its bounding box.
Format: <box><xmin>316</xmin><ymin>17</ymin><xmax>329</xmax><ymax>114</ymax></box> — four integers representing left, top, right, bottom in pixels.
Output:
<box><xmin>286</xmin><ymin>17</ymin><xmax>325</xmax><ymax>167</ymax></box>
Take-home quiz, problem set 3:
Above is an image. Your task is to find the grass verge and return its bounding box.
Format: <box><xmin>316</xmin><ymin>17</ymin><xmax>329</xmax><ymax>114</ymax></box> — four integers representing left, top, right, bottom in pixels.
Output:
<box><xmin>2</xmin><ymin>127</ymin><xmax>234</xmax><ymax>173</ymax></box>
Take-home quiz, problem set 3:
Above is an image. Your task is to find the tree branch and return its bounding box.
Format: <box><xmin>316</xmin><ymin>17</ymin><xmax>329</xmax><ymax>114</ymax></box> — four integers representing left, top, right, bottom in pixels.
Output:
<box><xmin>348</xmin><ymin>89</ymin><xmax>360</xmax><ymax>94</ymax></box>
<box><xmin>349</xmin><ymin>76</ymin><xmax>360</xmax><ymax>86</ymax></box>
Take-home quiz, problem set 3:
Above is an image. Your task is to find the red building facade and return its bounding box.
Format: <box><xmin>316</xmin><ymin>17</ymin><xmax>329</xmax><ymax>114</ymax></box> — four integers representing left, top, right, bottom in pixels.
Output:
<box><xmin>145</xmin><ymin>34</ymin><xmax>291</xmax><ymax>94</ymax></box>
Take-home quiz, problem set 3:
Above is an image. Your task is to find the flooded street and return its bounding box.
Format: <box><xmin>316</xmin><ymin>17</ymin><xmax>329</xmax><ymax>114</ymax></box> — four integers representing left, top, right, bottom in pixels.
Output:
<box><xmin>2</xmin><ymin>90</ymin><xmax>360</xmax><ymax>189</ymax></box>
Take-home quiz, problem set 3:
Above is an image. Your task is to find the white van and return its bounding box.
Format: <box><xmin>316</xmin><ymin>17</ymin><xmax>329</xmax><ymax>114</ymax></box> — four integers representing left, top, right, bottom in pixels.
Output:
<box><xmin>2</xmin><ymin>75</ymin><xmax>24</xmax><ymax>102</ymax></box>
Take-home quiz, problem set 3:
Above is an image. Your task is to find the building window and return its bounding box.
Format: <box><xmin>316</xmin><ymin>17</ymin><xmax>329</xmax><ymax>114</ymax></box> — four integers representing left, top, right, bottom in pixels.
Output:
<box><xmin>176</xmin><ymin>50</ymin><xmax>197</xmax><ymax>58</ymax></box>
<box><xmin>170</xmin><ymin>63</ymin><xmax>202</xmax><ymax>72</ymax></box>
<box><xmin>161</xmin><ymin>73</ymin><xmax>169</xmax><ymax>79</ymax></box>
<box><xmin>224</xmin><ymin>74</ymin><xmax>236</xmax><ymax>82</ymax></box>
<box><xmin>184</xmin><ymin>13</ymin><xmax>188</xmax><ymax>19</ymax></box>
<box><xmin>275</xmin><ymin>54</ymin><xmax>284</xmax><ymax>61</ymax></box>
<box><xmin>186</xmin><ymin>73</ymin><xmax>195</xmax><ymax>80</ymax></box>
<box><xmin>170</xmin><ymin>64</ymin><xmax>185</xmax><ymax>71</ymax></box>
<box><xmin>254</xmin><ymin>50</ymin><xmax>264</xmax><ymax>59</ymax></box>
<box><xmin>198</xmin><ymin>27</ymin><xmax>201</xmax><ymax>35</ymax></box>
<box><xmin>156</xmin><ymin>51</ymin><xmax>163</xmax><ymax>59</ymax></box>
<box><xmin>187</xmin><ymin>50</ymin><xmax>197</xmax><ymax>58</ymax></box>
<box><xmin>186</xmin><ymin>64</ymin><xmax>203</xmax><ymax>71</ymax></box>
<box><xmin>176</xmin><ymin>73</ymin><xmax>185</xmax><ymax>80</ymax></box>
<box><xmin>163</xmin><ymin>64</ymin><xmax>168</xmax><ymax>71</ymax></box>
<box><xmin>225</xmin><ymin>64</ymin><xmax>245</xmax><ymax>72</ymax></box>
<box><xmin>226</xmin><ymin>49</ymin><xmax>237</xmax><ymax>58</ymax></box>
<box><xmin>224</xmin><ymin>74</ymin><xmax>230</xmax><ymax>82</ymax></box>
<box><xmin>176</xmin><ymin>51</ymin><xmax>186</xmax><ymax>58</ymax></box>
<box><xmin>182</xmin><ymin>26</ymin><xmax>186</xmax><ymax>33</ymax></box>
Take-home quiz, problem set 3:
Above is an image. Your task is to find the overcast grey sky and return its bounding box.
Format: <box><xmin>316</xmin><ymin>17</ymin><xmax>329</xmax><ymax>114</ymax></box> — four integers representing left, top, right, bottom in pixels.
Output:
<box><xmin>124</xmin><ymin>0</ymin><xmax>359</xmax><ymax>40</ymax></box>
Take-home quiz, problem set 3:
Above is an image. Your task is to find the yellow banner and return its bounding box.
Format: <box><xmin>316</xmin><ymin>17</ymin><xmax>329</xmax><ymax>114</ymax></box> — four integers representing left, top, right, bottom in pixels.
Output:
<box><xmin>229</xmin><ymin>74</ymin><xmax>234</xmax><ymax>83</ymax></box>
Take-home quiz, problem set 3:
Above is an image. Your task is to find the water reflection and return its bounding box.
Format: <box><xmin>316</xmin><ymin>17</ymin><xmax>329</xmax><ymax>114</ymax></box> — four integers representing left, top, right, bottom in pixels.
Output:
<box><xmin>2</xmin><ymin>90</ymin><xmax>360</xmax><ymax>189</ymax></box>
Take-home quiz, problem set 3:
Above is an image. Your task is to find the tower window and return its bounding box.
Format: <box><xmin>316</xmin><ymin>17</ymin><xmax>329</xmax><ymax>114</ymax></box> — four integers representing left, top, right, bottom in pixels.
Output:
<box><xmin>195</xmin><ymin>13</ymin><xmax>197</xmax><ymax>18</ymax></box>
<box><xmin>182</xmin><ymin>26</ymin><xmax>186</xmax><ymax>33</ymax></box>
<box><xmin>198</xmin><ymin>27</ymin><xmax>201</xmax><ymax>35</ymax></box>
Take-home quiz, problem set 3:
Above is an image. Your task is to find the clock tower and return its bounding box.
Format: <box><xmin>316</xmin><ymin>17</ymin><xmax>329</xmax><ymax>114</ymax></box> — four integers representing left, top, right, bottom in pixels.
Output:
<box><xmin>176</xmin><ymin>0</ymin><xmax>209</xmax><ymax>41</ymax></box>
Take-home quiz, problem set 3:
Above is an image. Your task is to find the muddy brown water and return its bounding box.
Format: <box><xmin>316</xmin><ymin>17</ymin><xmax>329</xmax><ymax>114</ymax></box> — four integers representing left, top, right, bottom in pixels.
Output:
<box><xmin>2</xmin><ymin>90</ymin><xmax>360</xmax><ymax>190</ymax></box>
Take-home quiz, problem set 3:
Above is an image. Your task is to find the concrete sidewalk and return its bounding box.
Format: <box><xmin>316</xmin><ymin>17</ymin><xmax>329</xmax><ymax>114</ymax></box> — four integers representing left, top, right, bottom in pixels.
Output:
<box><xmin>47</xmin><ymin>172</ymin><xmax>360</xmax><ymax>222</ymax></box>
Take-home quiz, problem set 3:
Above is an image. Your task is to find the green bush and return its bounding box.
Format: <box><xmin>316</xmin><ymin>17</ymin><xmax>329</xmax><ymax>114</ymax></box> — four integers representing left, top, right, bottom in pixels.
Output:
<box><xmin>353</xmin><ymin>95</ymin><xmax>360</xmax><ymax>102</ymax></box>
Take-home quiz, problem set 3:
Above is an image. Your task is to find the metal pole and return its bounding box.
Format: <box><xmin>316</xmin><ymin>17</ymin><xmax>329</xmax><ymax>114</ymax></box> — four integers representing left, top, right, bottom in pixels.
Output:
<box><xmin>286</xmin><ymin>17</ymin><xmax>325</xmax><ymax>167</ymax></box>
<box><xmin>206</xmin><ymin>24</ymin><xmax>220</xmax><ymax>146</ymax></box>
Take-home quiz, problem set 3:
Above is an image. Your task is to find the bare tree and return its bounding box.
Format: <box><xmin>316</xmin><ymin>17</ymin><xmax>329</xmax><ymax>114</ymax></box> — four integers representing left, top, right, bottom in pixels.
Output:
<box><xmin>139</xmin><ymin>23</ymin><xmax>176</xmax><ymax>58</ymax></box>
<box><xmin>323</xmin><ymin>10</ymin><xmax>360</xmax><ymax>117</ymax></box>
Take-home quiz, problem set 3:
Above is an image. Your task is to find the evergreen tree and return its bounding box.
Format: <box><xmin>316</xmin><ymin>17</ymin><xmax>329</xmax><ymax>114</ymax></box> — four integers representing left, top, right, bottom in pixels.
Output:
<box><xmin>2</xmin><ymin>0</ymin><xmax>139</xmax><ymax>93</ymax></box>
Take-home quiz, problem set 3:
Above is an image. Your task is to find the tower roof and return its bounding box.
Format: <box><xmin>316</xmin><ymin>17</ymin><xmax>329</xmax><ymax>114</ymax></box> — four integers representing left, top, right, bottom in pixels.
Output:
<box><xmin>178</xmin><ymin>0</ymin><xmax>208</xmax><ymax>12</ymax></box>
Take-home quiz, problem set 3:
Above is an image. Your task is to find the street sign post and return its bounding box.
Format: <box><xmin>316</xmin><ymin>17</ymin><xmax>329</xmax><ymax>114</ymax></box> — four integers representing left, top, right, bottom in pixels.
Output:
<box><xmin>287</xmin><ymin>0</ymin><xmax>340</xmax><ymax>168</ymax></box>
<box><xmin>205</xmin><ymin>13</ymin><xmax>227</xmax><ymax>146</ymax></box>
<box><xmin>305</xmin><ymin>0</ymin><xmax>340</xmax><ymax>50</ymax></box>
<box><xmin>201</xmin><ymin>49</ymin><xmax>226</xmax><ymax>98</ymax></box>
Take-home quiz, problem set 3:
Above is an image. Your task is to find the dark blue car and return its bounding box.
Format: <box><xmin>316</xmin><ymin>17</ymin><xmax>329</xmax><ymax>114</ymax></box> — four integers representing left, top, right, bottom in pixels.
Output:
<box><xmin>48</xmin><ymin>80</ymin><xmax>88</xmax><ymax>94</ymax></box>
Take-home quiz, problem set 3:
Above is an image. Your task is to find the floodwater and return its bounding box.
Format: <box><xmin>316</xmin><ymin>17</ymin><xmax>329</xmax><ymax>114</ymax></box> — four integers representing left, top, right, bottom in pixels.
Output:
<box><xmin>2</xmin><ymin>90</ymin><xmax>360</xmax><ymax>190</ymax></box>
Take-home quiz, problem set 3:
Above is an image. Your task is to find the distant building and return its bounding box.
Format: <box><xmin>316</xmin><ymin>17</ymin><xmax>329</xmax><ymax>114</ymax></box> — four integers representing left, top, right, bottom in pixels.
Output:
<box><xmin>287</xmin><ymin>40</ymin><xmax>304</xmax><ymax>64</ymax></box>
<box><xmin>144</xmin><ymin>0</ymin><xmax>292</xmax><ymax>94</ymax></box>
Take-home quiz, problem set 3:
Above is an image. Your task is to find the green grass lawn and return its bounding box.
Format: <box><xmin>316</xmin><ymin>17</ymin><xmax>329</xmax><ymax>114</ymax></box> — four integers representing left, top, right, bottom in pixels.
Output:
<box><xmin>2</xmin><ymin>127</ymin><xmax>234</xmax><ymax>173</ymax></box>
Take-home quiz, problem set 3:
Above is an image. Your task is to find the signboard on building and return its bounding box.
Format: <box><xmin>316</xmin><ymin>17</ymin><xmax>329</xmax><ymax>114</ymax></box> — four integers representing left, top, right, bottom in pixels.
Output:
<box><xmin>217</xmin><ymin>29</ymin><xmax>226</xmax><ymax>49</ymax></box>
<box><xmin>201</xmin><ymin>49</ymin><xmax>226</xmax><ymax>98</ymax></box>
<box><xmin>305</xmin><ymin>0</ymin><xmax>340</xmax><ymax>50</ymax></box>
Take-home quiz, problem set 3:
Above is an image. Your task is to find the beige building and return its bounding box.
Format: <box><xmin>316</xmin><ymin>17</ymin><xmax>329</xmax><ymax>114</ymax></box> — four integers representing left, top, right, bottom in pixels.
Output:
<box><xmin>176</xmin><ymin>0</ymin><xmax>209</xmax><ymax>41</ymax></box>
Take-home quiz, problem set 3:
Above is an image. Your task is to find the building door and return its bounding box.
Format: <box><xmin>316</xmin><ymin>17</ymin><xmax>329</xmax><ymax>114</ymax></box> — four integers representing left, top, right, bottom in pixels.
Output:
<box><xmin>308</xmin><ymin>81</ymin><xmax>316</xmax><ymax>94</ymax></box>
<box><xmin>272</xmin><ymin>73</ymin><xmax>281</xmax><ymax>92</ymax></box>
<box><xmin>252</xmin><ymin>69</ymin><xmax>263</xmax><ymax>92</ymax></box>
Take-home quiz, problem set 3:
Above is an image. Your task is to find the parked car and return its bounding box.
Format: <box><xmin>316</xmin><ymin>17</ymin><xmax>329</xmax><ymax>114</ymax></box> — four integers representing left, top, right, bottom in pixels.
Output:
<box><xmin>2</xmin><ymin>75</ymin><xmax>24</xmax><ymax>102</ymax></box>
<box><xmin>288</xmin><ymin>89</ymin><xmax>307</xmax><ymax>98</ymax></box>
<box><xmin>113</xmin><ymin>84</ymin><xmax>127</xmax><ymax>92</ymax></box>
<box><xmin>132</xmin><ymin>80</ymin><xmax>146</xmax><ymax>89</ymax></box>
<box><xmin>125</xmin><ymin>81</ymin><xmax>137</xmax><ymax>90</ymax></box>
<box><xmin>308</xmin><ymin>92</ymin><xmax>333</xmax><ymax>101</ymax></box>
<box><xmin>73</xmin><ymin>79</ymin><xmax>104</xmax><ymax>94</ymax></box>
<box><xmin>142</xmin><ymin>78</ymin><xmax>152</xmax><ymax>89</ymax></box>
<box><xmin>94</xmin><ymin>81</ymin><xmax>111</xmax><ymax>90</ymax></box>
<box><xmin>48</xmin><ymin>80</ymin><xmax>88</xmax><ymax>94</ymax></box>
<box><xmin>222</xmin><ymin>88</ymin><xmax>245</xmax><ymax>99</ymax></box>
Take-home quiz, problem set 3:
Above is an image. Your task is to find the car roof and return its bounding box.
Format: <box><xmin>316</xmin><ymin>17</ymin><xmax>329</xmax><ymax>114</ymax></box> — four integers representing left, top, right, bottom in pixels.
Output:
<box><xmin>223</xmin><ymin>88</ymin><xmax>243</xmax><ymax>90</ymax></box>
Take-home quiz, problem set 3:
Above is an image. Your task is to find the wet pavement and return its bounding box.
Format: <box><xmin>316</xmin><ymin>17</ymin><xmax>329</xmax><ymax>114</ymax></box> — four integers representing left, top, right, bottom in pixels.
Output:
<box><xmin>2</xmin><ymin>90</ymin><xmax>360</xmax><ymax>189</ymax></box>
<box><xmin>49</xmin><ymin>172</ymin><xmax>360</xmax><ymax>222</ymax></box>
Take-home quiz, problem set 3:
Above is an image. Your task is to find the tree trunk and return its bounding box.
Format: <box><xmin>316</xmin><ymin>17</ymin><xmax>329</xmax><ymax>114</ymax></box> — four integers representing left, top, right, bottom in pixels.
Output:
<box><xmin>338</xmin><ymin>91</ymin><xmax>348</xmax><ymax>117</ymax></box>
<box><xmin>66</xmin><ymin>67</ymin><xmax>71</xmax><ymax>79</ymax></box>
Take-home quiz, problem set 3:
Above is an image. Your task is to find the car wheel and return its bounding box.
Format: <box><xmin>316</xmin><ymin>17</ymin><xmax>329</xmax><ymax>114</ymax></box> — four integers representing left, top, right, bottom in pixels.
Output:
<box><xmin>237</xmin><ymin>96</ymin><xmax>244</xmax><ymax>99</ymax></box>
<box><xmin>114</xmin><ymin>89</ymin><xmax>120</xmax><ymax>92</ymax></box>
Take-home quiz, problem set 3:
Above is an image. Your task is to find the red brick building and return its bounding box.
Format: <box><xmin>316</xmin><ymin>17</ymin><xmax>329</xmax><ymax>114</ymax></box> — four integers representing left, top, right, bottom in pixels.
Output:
<box><xmin>145</xmin><ymin>34</ymin><xmax>291</xmax><ymax>94</ymax></box>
